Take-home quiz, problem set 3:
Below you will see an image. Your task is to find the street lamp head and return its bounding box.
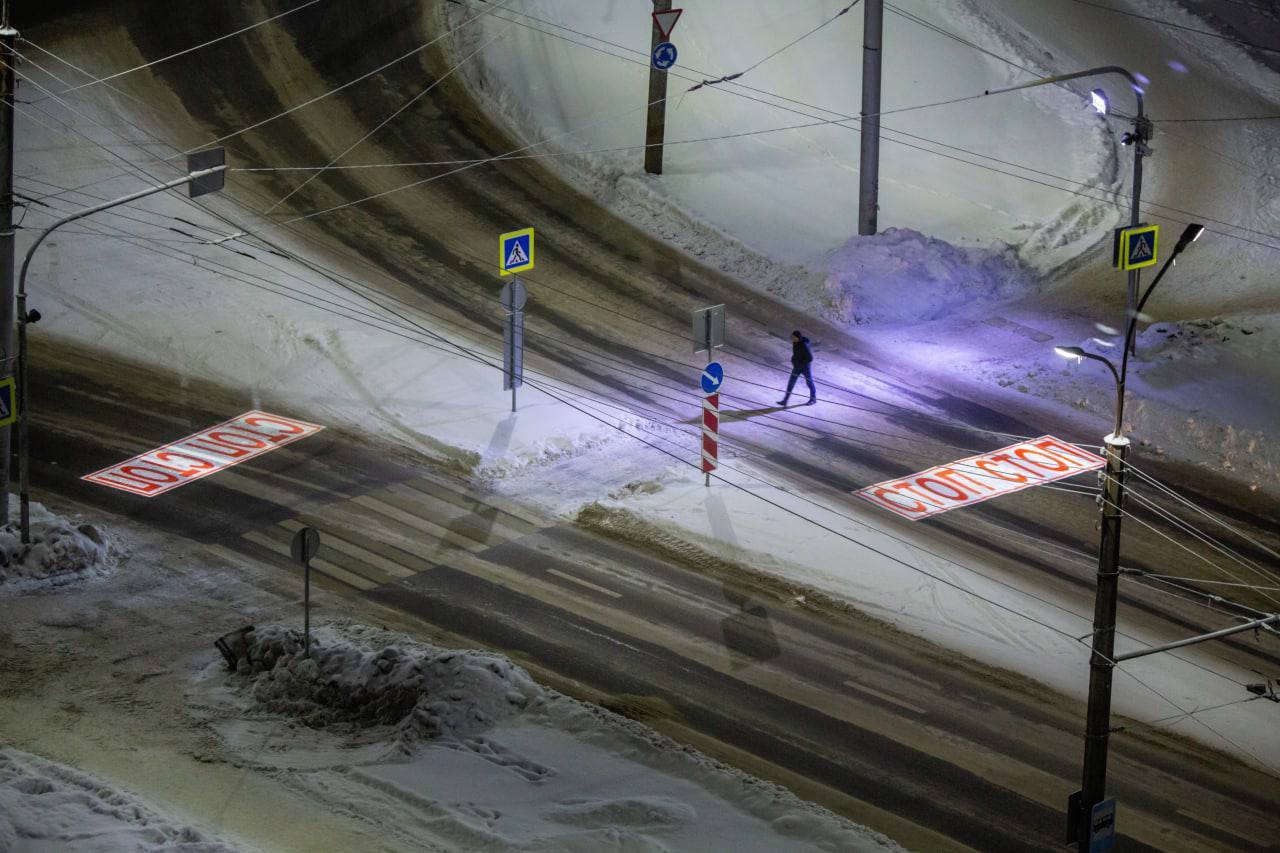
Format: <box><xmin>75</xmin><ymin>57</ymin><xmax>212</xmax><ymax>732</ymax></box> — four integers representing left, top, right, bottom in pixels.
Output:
<box><xmin>1055</xmin><ymin>346</ymin><xmax>1086</xmax><ymax>360</ymax></box>
<box><xmin>1090</xmin><ymin>88</ymin><xmax>1109</xmax><ymax>115</ymax></box>
<box><xmin>1174</xmin><ymin>223</ymin><xmax>1205</xmax><ymax>253</ymax></box>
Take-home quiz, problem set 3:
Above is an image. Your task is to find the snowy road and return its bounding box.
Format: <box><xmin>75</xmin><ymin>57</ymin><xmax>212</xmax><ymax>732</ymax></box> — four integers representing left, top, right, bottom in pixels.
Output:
<box><xmin>16</xmin><ymin>1</ymin><xmax>1280</xmax><ymax>848</ymax></box>
<box><xmin>26</xmin><ymin>337</ymin><xmax>1280</xmax><ymax>852</ymax></box>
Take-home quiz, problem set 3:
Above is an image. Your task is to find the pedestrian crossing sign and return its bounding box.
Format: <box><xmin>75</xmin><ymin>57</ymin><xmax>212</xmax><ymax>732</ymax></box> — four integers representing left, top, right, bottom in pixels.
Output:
<box><xmin>1114</xmin><ymin>223</ymin><xmax>1159</xmax><ymax>271</ymax></box>
<box><xmin>500</xmin><ymin>227</ymin><xmax>535</xmax><ymax>276</ymax></box>
<box><xmin>0</xmin><ymin>376</ymin><xmax>15</xmax><ymax>427</ymax></box>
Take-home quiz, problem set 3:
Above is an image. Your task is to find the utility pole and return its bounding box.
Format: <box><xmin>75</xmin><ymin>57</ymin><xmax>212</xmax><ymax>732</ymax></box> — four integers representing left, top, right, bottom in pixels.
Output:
<box><xmin>1053</xmin><ymin>223</ymin><xmax>1206</xmax><ymax>849</ymax></box>
<box><xmin>1077</xmin><ymin>432</ymin><xmax>1127</xmax><ymax>850</ymax></box>
<box><xmin>857</xmin><ymin>0</ymin><xmax>883</xmax><ymax>236</ymax></box>
<box><xmin>644</xmin><ymin>0</ymin><xmax>672</xmax><ymax>175</ymax></box>
<box><xmin>1</xmin><ymin>1</ymin><xmax>17</xmax><ymax>525</ymax></box>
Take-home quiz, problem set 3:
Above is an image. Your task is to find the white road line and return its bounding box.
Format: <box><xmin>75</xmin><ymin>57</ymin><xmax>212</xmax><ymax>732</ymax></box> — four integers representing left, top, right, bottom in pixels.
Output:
<box><xmin>842</xmin><ymin>680</ymin><xmax>928</xmax><ymax>716</ymax></box>
<box><xmin>546</xmin><ymin>568</ymin><xmax>622</xmax><ymax>599</ymax></box>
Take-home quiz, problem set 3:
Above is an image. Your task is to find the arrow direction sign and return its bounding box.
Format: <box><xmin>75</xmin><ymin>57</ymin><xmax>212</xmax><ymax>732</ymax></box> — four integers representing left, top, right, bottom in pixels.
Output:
<box><xmin>653</xmin><ymin>7</ymin><xmax>683</xmax><ymax>40</ymax></box>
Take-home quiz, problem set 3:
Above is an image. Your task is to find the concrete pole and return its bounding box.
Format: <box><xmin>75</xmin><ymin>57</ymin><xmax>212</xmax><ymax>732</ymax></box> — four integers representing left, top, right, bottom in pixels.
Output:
<box><xmin>644</xmin><ymin>0</ymin><xmax>672</xmax><ymax>175</ymax></box>
<box><xmin>857</xmin><ymin>0</ymin><xmax>883</xmax><ymax>236</ymax></box>
<box><xmin>0</xmin><ymin>5</ymin><xmax>17</xmax><ymax>525</ymax></box>
<box><xmin>1077</xmin><ymin>433</ymin><xmax>1128</xmax><ymax>848</ymax></box>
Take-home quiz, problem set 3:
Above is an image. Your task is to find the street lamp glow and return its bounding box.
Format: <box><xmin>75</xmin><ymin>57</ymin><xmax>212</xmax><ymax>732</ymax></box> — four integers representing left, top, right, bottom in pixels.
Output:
<box><xmin>1054</xmin><ymin>346</ymin><xmax>1086</xmax><ymax>359</ymax></box>
<box><xmin>1090</xmin><ymin>88</ymin><xmax>1109</xmax><ymax>115</ymax></box>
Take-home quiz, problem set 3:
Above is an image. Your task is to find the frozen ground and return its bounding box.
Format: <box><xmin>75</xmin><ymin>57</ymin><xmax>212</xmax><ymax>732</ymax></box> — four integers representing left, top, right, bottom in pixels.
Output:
<box><xmin>0</xmin><ymin>499</ymin><xmax>896</xmax><ymax>852</ymax></box>
<box><xmin>0</xmin><ymin>747</ymin><xmax>236</xmax><ymax>852</ymax></box>
<box><xmin>197</xmin><ymin>622</ymin><xmax>899</xmax><ymax>852</ymax></box>
<box><xmin>9</xmin><ymin>2</ymin><xmax>1279</xmax><ymax>836</ymax></box>
<box><xmin>448</xmin><ymin>0</ymin><xmax>1280</xmax><ymax>490</ymax></box>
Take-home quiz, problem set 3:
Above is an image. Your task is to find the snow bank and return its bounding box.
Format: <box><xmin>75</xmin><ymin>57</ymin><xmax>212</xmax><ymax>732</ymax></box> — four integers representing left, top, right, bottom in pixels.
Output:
<box><xmin>220</xmin><ymin>624</ymin><xmax>541</xmax><ymax>745</ymax></box>
<box><xmin>200</xmin><ymin>622</ymin><xmax>899</xmax><ymax>851</ymax></box>
<box><xmin>821</xmin><ymin>227</ymin><xmax>1034</xmax><ymax>324</ymax></box>
<box><xmin>0</xmin><ymin>498</ymin><xmax>112</xmax><ymax>595</ymax></box>
<box><xmin>0</xmin><ymin>747</ymin><xmax>235</xmax><ymax>852</ymax></box>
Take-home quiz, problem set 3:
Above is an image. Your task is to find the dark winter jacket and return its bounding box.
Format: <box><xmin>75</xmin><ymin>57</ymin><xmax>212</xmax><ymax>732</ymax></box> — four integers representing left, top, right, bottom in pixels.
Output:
<box><xmin>791</xmin><ymin>336</ymin><xmax>813</xmax><ymax>370</ymax></box>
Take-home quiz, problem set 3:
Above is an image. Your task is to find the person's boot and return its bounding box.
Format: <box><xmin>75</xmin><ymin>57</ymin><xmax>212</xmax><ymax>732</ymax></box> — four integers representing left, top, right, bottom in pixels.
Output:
<box><xmin>775</xmin><ymin>398</ymin><xmax>788</xmax><ymax>406</ymax></box>
<box><xmin>806</xmin><ymin>397</ymin><xmax>816</xmax><ymax>406</ymax></box>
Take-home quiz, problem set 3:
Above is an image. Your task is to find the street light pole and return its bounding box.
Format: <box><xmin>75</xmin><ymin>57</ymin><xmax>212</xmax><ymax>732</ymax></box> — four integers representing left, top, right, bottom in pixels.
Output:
<box><xmin>15</xmin><ymin>156</ymin><xmax>226</xmax><ymax>541</ymax></box>
<box><xmin>985</xmin><ymin>67</ymin><xmax>1151</xmax><ymax>348</ymax></box>
<box><xmin>0</xmin><ymin>6</ymin><xmax>17</xmax><ymax>525</ymax></box>
<box><xmin>1053</xmin><ymin>222</ymin><xmax>1204</xmax><ymax>848</ymax></box>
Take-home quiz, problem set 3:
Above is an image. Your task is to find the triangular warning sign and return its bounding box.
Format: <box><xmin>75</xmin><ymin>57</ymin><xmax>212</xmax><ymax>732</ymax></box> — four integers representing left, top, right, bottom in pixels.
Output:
<box><xmin>506</xmin><ymin>241</ymin><xmax>529</xmax><ymax>268</ymax></box>
<box><xmin>653</xmin><ymin>8</ymin><xmax>683</xmax><ymax>40</ymax></box>
<box><xmin>1130</xmin><ymin>234</ymin><xmax>1152</xmax><ymax>260</ymax></box>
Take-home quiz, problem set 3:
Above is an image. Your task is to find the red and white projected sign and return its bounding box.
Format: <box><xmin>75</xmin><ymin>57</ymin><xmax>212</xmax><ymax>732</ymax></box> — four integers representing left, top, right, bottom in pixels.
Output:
<box><xmin>83</xmin><ymin>411</ymin><xmax>324</xmax><ymax>497</ymax></box>
<box><xmin>856</xmin><ymin>435</ymin><xmax>1105</xmax><ymax>520</ymax></box>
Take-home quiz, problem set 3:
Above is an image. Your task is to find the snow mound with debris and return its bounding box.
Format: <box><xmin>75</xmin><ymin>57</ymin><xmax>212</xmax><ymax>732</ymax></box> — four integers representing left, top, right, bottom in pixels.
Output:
<box><xmin>0</xmin><ymin>747</ymin><xmax>235</xmax><ymax>852</ymax></box>
<box><xmin>222</xmin><ymin>624</ymin><xmax>543</xmax><ymax>744</ymax></box>
<box><xmin>0</xmin><ymin>498</ymin><xmax>112</xmax><ymax>595</ymax></box>
<box><xmin>198</xmin><ymin>622</ymin><xmax>901</xmax><ymax>851</ymax></box>
<box><xmin>821</xmin><ymin>228</ymin><xmax>1034</xmax><ymax>324</ymax></box>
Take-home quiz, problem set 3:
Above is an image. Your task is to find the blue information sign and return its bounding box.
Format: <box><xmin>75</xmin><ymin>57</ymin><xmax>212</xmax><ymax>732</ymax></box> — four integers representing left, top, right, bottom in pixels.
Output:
<box><xmin>0</xmin><ymin>376</ymin><xmax>14</xmax><ymax>427</ymax></box>
<box><xmin>500</xmin><ymin>227</ymin><xmax>535</xmax><ymax>276</ymax></box>
<box><xmin>701</xmin><ymin>362</ymin><xmax>724</xmax><ymax>394</ymax></box>
<box><xmin>652</xmin><ymin>41</ymin><xmax>678</xmax><ymax>71</ymax></box>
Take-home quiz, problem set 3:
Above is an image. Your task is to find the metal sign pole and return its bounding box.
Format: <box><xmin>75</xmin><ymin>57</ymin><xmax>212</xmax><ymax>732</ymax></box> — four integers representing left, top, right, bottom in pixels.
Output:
<box><xmin>304</xmin><ymin>554</ymin><xmax>311</xmax><ymax>658</ymax></box>
<box><xmin>290</xmin><ymin>526</ymin><xmax>321</xmax><ymax>658</ymax></box>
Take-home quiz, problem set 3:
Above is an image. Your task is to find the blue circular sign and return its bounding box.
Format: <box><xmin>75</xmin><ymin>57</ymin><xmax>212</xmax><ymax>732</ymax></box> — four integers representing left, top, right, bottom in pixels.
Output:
<box><xmin>652</xmin><ymin>41</ymin><xmax>678</xmax><ymax>71</ymax></box>
<box><xmin>701</xmin><ymin>362</ymin><xmax>724</xmax><ymax>394</ymax></box>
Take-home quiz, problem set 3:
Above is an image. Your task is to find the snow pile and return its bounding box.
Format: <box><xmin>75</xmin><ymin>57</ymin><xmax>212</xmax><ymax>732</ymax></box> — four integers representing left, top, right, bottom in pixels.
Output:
<box><xmin>198</xmin><ymin>623</ymin><xmax>900</xmax><ymax>851</ymax></box>
<box><xmin>0</xmin><ymin>747</ymin><xmax>235</xmax><ymax>852</ymax></box>
<box><xmin>0</xmin><ymin>498</ymin><xmax>112</xmax><ymax>595</ymax></box>
<box><xmin>822</xmin><ymin>228</ymin><xmax>1033</xmax><ymax>324</ymax></box>
<box><xmin>1133</xmin><ymin>315</ymin><xmax>1271</xmax><ymax>363</ymax></box>
<box><xmin>222</xmin><ymin>624</ymin><xmax>542</xmax><ymax>744</ymax></box>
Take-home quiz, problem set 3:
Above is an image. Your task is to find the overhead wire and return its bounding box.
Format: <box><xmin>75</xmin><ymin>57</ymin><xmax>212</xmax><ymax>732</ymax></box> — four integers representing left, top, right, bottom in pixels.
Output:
<box><xmin>16</xmin><ymin>57</ymin><xmax>1275</xmax><ymax>745</ymax></box>
<box><xmin>34</xmin><ymin>0</ymin><xmax>325</xmax><ymax>99</ymax></box>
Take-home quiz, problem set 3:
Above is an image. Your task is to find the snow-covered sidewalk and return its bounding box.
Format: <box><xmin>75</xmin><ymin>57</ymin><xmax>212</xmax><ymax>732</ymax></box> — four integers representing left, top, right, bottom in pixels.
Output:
<box><xmin>0</xmin><ymin>498</ymin><xmax>898</xmax><ymax>852</ymax></box>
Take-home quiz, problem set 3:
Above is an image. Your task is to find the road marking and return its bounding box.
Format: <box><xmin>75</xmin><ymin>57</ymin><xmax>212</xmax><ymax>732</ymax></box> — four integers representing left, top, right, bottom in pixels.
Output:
<box><xmin>546</xmin><ymin>568</ymin><xmax>622</xmax><ymax>599</ymax></box>
<box><xmin>842</xmin><ymin>680</ymin><xmax>928</xmax><ymax>716</ymax></box>
<box><xmin>1177</xmin><ymin>806</ymin><xmax>1265</xmax><ymax>844</ymax></box>
<box><xmin>241</xmin><ymin>530</ymin><xmax>377</xmax><ymax>590</ymax></box>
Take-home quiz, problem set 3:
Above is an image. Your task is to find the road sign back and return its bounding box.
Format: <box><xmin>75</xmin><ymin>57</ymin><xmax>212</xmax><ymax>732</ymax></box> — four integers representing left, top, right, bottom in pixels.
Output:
<box><xmin>500</xmin><ymin>227</ymin><xmax>535</xmax><ymax>276</ymax></box>
<box><xmin>500</xmin><ymin>277</ymin><xmax>527</xmax><ymax>312</ymax></box>
<box><xmin>652</xmin><ymin>7</ymin><xmax>683</xmax><ymax>40</ymax></box>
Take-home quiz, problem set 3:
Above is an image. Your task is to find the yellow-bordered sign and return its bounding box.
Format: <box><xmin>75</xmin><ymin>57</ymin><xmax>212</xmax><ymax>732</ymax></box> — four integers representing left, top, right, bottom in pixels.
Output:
<box><xmin>1114</xmin><ymin>223</ymin><xmax>1159</xmax><ymax>271</ymax></box>
<box><xmin>0</xmin><ymin>376</ymin><xmax>15</xmax><ymax>427</ymax></box>
<box><xmin>499</xmin><ymin>227</ymin><xmax>535</xmax><ymax>276</ymax></box>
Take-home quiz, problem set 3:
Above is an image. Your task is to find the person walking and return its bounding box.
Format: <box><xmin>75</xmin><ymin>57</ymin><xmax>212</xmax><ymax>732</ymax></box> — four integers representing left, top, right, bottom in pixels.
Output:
<box><xmin>777</xmin><ymin>330</ymin><xmax>816</xmax><ymax>406</ymax></box>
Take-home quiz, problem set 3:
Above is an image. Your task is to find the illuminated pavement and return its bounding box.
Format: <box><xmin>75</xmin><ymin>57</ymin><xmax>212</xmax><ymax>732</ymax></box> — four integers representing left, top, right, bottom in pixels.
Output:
<box><xmin>20</xmin><ymin>4</ymin><xmax>1280</xmax><ymax>848</ymax></box>
<box><xmin>28</xmin><ymin>339</ymin><xmax>1280</xmax><ymax>852</ymax></box>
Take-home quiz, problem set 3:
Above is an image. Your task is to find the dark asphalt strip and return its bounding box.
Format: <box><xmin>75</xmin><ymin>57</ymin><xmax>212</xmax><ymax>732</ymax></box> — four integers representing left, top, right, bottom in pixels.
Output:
<box><xmin>371</xmin><ymin>566</ymin><xmax>1165</xmax><ymax>853</ymax></box>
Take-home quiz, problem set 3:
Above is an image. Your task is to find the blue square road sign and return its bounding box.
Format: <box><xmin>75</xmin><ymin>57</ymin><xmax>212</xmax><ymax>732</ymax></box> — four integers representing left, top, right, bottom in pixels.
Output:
<box><xmin>500</xmin><ymin>227</ymin><xmax>535</xmax><ymax>276</ymax></box>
